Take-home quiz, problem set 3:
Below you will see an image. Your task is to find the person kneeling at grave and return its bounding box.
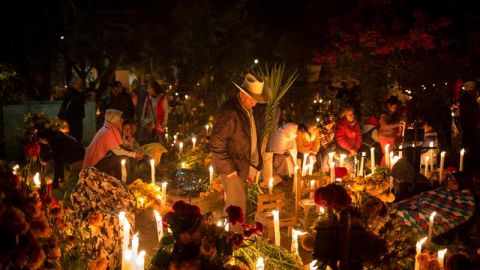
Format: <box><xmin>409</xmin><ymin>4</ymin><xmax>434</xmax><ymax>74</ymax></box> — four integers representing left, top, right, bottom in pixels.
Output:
<box><xmin>83</xmin><ymin>109</ymin><xmax>143</xmax><ymax>182</ymax></box>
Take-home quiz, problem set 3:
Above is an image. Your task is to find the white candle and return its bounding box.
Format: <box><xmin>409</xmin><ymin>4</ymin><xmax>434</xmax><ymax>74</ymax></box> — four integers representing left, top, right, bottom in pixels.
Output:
<box><xmin>328</xmin><ymin>152</ymin><xmax>335</xmax><ymax>165</ymax></box>
<box><xmin>459</xmin><ymin>148</ymin><xmax>465</xmax><ymax>171</ymax></box>
<box><xmin>120</xmin><ymin>212</ymin><xmax>130</xmax><ymax>268</ymax></box>
<box><xmin>293</xmin><ymin>166</ymin><xmax>298</xmax><ymax>194</ymax></box>
<box><xmin>131</xmin><ymin>234</ymin><xmax>139</xmax><ymax>269</ymax></box>
<box><xmin>291</xmin><ymin>229</ymin><xmax>307</xmax><ymax>256</ymax></box>
<box><xmin>370</xmin><ymin>147</ymin><xmax>375</xmax><ymax>174</ymax></box>
<box><xmin>209</xmin><ymin>166</ymin><xmax>214</xmax><ymax>185</ymax></box>
<box><xmin>150</xmin><ymin>159</ymin><xmax>155</xmax><ymax>184</ymax></box>
<box><xmin>272</xmin><ymin>210</ymin><xmax>280</xmax><ymax>246</ymax></box>
<box><xmin>181</xmin><ymin>162</ymin><xmax>186</xmax><ymax>169</ymax></box>
<box><xmin>161</xmin><ymin>182</ymin><xmax>168</xmax><ymax>209</ymax></box>
<box><xmin>302</xmin><ymin>153</ymin><xmax>308</xmax><ymax>176</ymax></box>
<box><xmin>192</xmin><ymin>137</ymin><xmax>197</xmax><ymax>150</ymax></box>
<box><xmin>429</xmin><ymin>142</ymin><xmax>435</xmax><ymax>169</ymax></box>
<box><xmin>385</xmin><ymin>144</ymin><xmax>390</xmax><ymax>168</ymax></box>
<box><xmin>425</xmin><ymin>156</ymin><xmax>430</xmax><ymax>176</ymax></box>
<box><xmin>205</xmin><ymin>124</ymin><xmax>210</xmax><ymax>135</ymax></box>
<box><xmin>310</xmin><ymin>179</ymin><xmax>315</xmax><ymax>190</ymax></box>
<box><xmin>437</xmin><ymin>248</ymin><xmax>447</xmax><ymax>268</ymax></box>
<box><xmin>179</xmin><ymin>142</ymin><xmax>184</xmax><ymax>155</ymax></box>
<box><xmin>359</xmin><ymin>152</ymin><xmax>365</xmax><ymax>176</ymax></box>
<box><xmin>153</xmin><ymin>210</ymin><xmax>163</xmax><ymax>243</ymax></box>
<box><xmin>439</xmin><ymin>151</ymin><xmax>445</xmax><ymax>184</ymax></box>
<box><xmin>309</xmin><ymin>260</ymin><xmax>318</xmax><ymax>270</ymax></box>
<box><xmin>399</xmin><ymin>144</ymin><xmax>403</xmax><ymax>159</ymax></box>
<box><xmin>121</xmin><ymin>159</ymin><xmax>127</xmax><ymax>182</ymax></box>
<box><xmin>428</xmin><ymin>211</ymin><xmax>437</xmax><ymax>243</ymax></box>
<box><xmin>256</xmin><ymin>257</ymin><xmax>265</xmax><ymax>270</ymax></box>
<box><xmin>415</xmin><ymin>237</ymin><xmax>427</xmax><ymax>270</ymax></box>
<box><xmin>339</xmin><ymin>154</ymin><xmax>346</xmax><ymax>167</ymax></box>
<box><xmin>33</xmin><ymin>172</ymin><xmax>41</xmax><ymax>189</ymax></box>
<box><xmin>389</xmin><ymin>152</ymin><xmax>394</xmax><ymax>169</ymax></box>
<box><xmin>121</xmin><ymin>249</ymin><xmax>133</xmax><ymax>270</ymax></box>
<box><xmin>330</xmin><ymin>161</ymin><xmax>335</xmax><ymax>183</ymax></box>
<box><xmin>307</xmin><ymin>156</ymin><xmax>314</xmax><ymax>175</ymax></box>
<box><xmin>268</xmin><ymin>178</ymin><xmax>273</xmax><ymax>194</ymax></box>
<box><xmin>136</xmin><ymin>250</ymin><xmax>145</xmax><ymax>270</ymax></box>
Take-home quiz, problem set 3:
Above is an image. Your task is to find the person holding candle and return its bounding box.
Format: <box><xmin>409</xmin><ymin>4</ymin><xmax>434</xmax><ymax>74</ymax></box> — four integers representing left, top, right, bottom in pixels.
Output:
<box><xmin>210</xmin><ymin>73</ymin><xmax>270</xmax><ymax>231</ymax></box>
<box><xmin>83</xmin><ymin>109</ymin><xmax>144</xmax><ymax>182</ymax></box>
<box><xmin>379</xmin><ymin>96</ymin><xmax>405</xmax><ymax>167</ymax></box>
<box><xmin>335</xmin><ymin>107</ymin><xmax>362</xmax><ymax>170</ymax></box>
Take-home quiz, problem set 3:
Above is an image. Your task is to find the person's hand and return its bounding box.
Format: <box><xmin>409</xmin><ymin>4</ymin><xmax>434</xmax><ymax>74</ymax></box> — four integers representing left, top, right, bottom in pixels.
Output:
<box><xmin>227</xmin><ymin>171</ymin><xmax>238</xmax><ymax>180</ymax></box>
<box><xmin>399</xmin><ymin>120</ymin><xmax>406</xmax><ymax>127</ymax></box>
<box><xmin>135</xmin><ymin>152</ymin><xmax>144</xmax><ymax>160</ymax></box>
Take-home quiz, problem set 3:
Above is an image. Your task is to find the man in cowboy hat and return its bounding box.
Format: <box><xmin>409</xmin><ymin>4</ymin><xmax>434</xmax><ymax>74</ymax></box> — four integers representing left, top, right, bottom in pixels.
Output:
<box><xmin>210</xmin><ymin>73</ymin><xmax>270</xmax><ymax>229</ymax></box>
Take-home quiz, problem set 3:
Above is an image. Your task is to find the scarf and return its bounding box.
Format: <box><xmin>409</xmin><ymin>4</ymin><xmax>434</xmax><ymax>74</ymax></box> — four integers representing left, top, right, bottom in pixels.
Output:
<box><xmin>83</xmin><ymin>122</ymin><xmax>123</xmax><ymax>168</ymax></box>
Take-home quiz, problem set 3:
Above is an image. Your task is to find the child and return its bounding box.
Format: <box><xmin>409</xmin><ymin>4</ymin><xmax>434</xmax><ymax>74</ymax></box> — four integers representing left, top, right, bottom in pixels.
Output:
<box><xmin>122</xmin><ymin>120</ymin><xmax>140</xmax><ymax>151</ymax></box>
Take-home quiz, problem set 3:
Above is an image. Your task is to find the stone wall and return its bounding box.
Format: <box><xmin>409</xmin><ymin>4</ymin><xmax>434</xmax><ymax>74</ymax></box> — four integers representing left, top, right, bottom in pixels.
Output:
<box><xmin>2</xmin><ymin>101</ymin><xmax>96</xmax><ymax>160</ymax></box>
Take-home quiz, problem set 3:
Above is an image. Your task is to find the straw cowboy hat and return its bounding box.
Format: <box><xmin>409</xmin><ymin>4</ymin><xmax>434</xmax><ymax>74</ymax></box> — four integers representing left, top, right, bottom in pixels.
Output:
<box><xmin>463</xmin><ymin>81</ymin><xmax>476</xmax><ymax>91</ymax></box>
<box><xmin>233</xmin><ymin>73</ymin><xmax>271</xmax><ymax>103</ymax></box>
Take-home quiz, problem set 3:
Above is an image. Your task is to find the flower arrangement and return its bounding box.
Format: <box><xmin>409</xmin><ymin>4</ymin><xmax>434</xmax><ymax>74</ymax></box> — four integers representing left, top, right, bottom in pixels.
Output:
<box><xmin>314</xmin><ymin>184</ymin><xmax>352</xmax><ymax>211</ymax></box>
<box><xmin>128</xmin><ymin>179</ymin><xmax>164</xmax><ymax>210</ymax></box>
<box><xmin>199</xmin><ymin>178</ymin><xmax>224</xmax><ymax>199</ymax></box>
<box><xmin>178</xmin><ymin>141</ymin><xmax>212</xmax><ymax>171</ymax></box>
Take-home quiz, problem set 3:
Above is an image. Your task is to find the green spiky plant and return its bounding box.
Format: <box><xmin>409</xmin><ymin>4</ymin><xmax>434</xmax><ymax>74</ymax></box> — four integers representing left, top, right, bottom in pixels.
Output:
<box><xmin>254</xmin><ymin>63</ymin><xmax>298</xmax><ymax>142</ymax></box>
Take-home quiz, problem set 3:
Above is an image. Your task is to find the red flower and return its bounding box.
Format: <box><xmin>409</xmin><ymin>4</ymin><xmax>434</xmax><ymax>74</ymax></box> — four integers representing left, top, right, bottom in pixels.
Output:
<box><xmin>331</xmin><ymin>167</ymin><xmax>348</xmax><ymax>178</ymax></box>
<box><xmin>446</xmin><ymin>167</ymin><xmax>457</xmax><ymax>174</ymax></box>
<box><xmin>314</xmin><ymin>184</ymin><xmax>352</xmax><ymax>211</ymax></box>
<box><xmin>24</xmin><ymin>143</ymin><xmax>40</xmax><ymax>159</ymax></box>
<box><xmin>226</xmin><ymin>205</ymin><xmax>244</xmax><ymax>225</ymax></box>
<box><xmin>229</xmin><ymin>233</ymin><xmax>244</xmax><ymax>248</ymax></box>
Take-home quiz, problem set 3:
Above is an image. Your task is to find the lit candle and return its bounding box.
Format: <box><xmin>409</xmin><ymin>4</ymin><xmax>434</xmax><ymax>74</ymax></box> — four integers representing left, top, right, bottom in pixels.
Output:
<box><xmin>150</xmin><ymin>159</ymin><xmax>155</xmax><ymax>184</ymax></box>
<box><xmin>291</xmin><ymin>229</ymin><xmax>307</xmax><ymax>256</ymax></box>
<box><xmin>459</xmin><ymin>148</ymin><xmax>465</xmax><ymax>171</ymax></box>
<box><xmin>439</xmin><ymin>151</ymin><xmax>445</xmax><ymax>184</ymax></box>
<box><xmin>153</xmin><ymin>210</ymin><xmax>163</xmax><ymax>243</ymax></box>
<box><xmin>165</xmin><ymin>132</ymin><xmax>169</xmax><ymax>141</ymax></box>
<box><xmin>205</xmin><ymin>124</ymin><xmax>210</xmax><ymax>135</ymax></box>
<box><xmin>429</xmin><ymin>142</ymin><xmax>434</xmax><ymax>169</ymax></box>
<box><xmin>370</xmin><ymin>147</ymin><xmax>375</xmax><ymax>174</ymax></box>
<box><xmin>256</xmin><ymin>257</ymin><xmax>265</xmax><ymax>270</ymax></box>
<box><xmin>330</xmin><ymin>161</ymin><xmax>335</xmax><ymax>183</ymax></box>
<box><xmin>428</xmin><ymin>211</ymin><xmax>437</xmax><ymax>243</ymax></box>
<box><xmin>319</xmin><ymin>206</ymin><xmax>325</xmax><ymax>215</ymax></box>
<box><xmin>359</xmin><ymin>152</ymin><xmax>365</xmax><ymax>176</ymax></box>
<box><xmin>310</xmin><ymin>179</ymin><xmax>315</xmax><ymax>190</ymax></box>
<box><xmin>309</xmin><ymin>260</ymin><xmax>318</xmax><ymax>270</ymax></box>
<box><xmin>161</xmin><ymin>182</ymin><xmax>168</xmax><ymax>209</ymax></box>
<box><xmin>391</xmin><ymin>156</ymin><xmax>400</xmax><ymax>167</ymax></box>
<box><xmin>268</xmin><ymin>178</ymin><xmax>273</xmax><ymax>194</ymax></box>
<box><xmin>437</xmin><ymin>248</ymin><xmax>447</xmax><ymax>268</ymax></box>
<box><xmin>209</xmin><ymin>166</ymin><xmax>214</xmax><ymax>185</ymax></box>
<box><xmin>179</xmin><ymin>142</ymin><xmax>184</xmax><ymax>155</ymax></box>
<box><xmin>121</xmin><ymin>159</ymin><xmax>127</xmax><ymax>182</ymax></box>
<box><xmin>272</xmin><ymin>210</ymin><xmax>280</xmax><ymax>246</ymax></box>
<box><xmin>131</xmin><ymin>234</ymin><xmax>139</xmax><ymax>268</ymax></box>
<box><xmin>192</xmin><ymin>137</ymin><xmax>197</xmax><ymax>150</ymax></box>
<box><xmin>389</xmin><ymin>152</ymin><xmax>394</xmax><ymax>170</ymax></box>
<box><xmin>425</xmin><ymin>156</ymin><xmax>430</xmax><ymax>176</ymax></box>
<box><xmin>136</xmin><ymin>250</ymin><xmax>145</xmax><ymax>270</ymax></box>
<box><xmin>181</xmin><ymin>162</ymin><xmax>186</xmax><ymax>169</ymax></box>
<box><xmin>339</xmin><ymin>154</ymin><xmax>346</xmax><ymax>167</ymax></box>
<box><xmin>302</xmin><ymin>153</ymin><xmax>308</xmax><ymax>176</ymax></box>
<box><xmin>415</xmin><ymin>237</ymin><xmax>427</xmax><ymax>270</ymax></box>
<box><xmin>12</xmin><ymin>164</ymin><xmax>19</xmax><ymax>175</ymax></box>
<box><xmin>121</xmin><ymin>249</ymin><xmax>133</xmax><ymax>270</ymax></box>
<box><xmin>399</xmin><ymin>144</ymin><xmax>403</xmax><ymax>159</ymax></box>
<box><xmin>216</xmin><ymin>220</ymin><xmax>223</xmax><ymax>227</ymax></box>
<box><xmin>307</xmin><ymin>156</ymin><xmax>314</xmax><ymax>175</ymax></box>
<box><xmin>328</xmin><ymin>152</ymin><xmax>335</xmax><ymax>165</ymax></box>
<box><xmin>33</xmin><ymin>172</ymin><xmax>41</xmax><ymax>189</ymax></box>
<box><xmin>385</xmin><ymin>144</ymin><xmax>390</xmax><ymax>168</ymax></box>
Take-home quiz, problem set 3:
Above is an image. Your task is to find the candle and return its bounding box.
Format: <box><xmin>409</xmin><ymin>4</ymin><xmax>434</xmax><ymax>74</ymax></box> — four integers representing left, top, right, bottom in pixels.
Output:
<box><xmin>391</xmin><ymin>156</ymin><xmax>400</xmax><ymax>167</ymax></box>
<box><xmin>399</xmin><ymin>144</ymin><xmax>403</xmax><ymax>159</ymax></box>
<box><xmin>302</xmin><ymin>153</ymin><xmax>308</xmax><ymax>176</ymax></box>
<box><xmin>307</xmin><ymin>156</ymin><xmax>314</xmax><ymax>175</ymax></box>
<box><xmin>415</xmin><ymin>237</ymin><xmax>428</xmax><ymax>270</ymax></box>
<box><xmin>319</xmin><ymin>206</ymin><xmax>325</xmax><ymax>215</ymax></box>
<box><xmin>136</xmin><ymin>250</ymin><xmax>145</xmax><ymax>270</ymax></box>
<box><xmin>370</xmin><ymin>147</ymin><xmax>375</xmax><ymax>174</ymax></box>
<box><xmin>161</xmin><ymin>182</ymin><xmax>168</xmax><ymax>209</ymax></box>
<box><xmin>389</xmin><ymin>152</ymin><xmax>394</xmax><ymax>169</ymax></box>
<box><xmin>119</xmin><ymin>212</ymin><xmax>130</xmax><ymax>267</ymax></box>
<box><xmin>309</xmin><ymin>260</ymin><xmax>318</xmax><ymax>270</ymax></box>
<box><xmin>359</xmin><ymin>152</ymin><xmax>365</xmax><ymax>176</ymax></box>
<box><xmin>192</xmin><ymin>137</ymin><xmax>197</xmax><ymax>150</ymax></box>
<box><xmin>268</xmin><ymin>178</ymin><xmax>274</xmax><ymax>194</ymax></box>
<box><xmin>209</xmin><ymin>166</ymin><xmax>214</xmax><ymax>185</ymax></box>
<box><xmin>328</xmin><ymin>152</ymin><xmax>335</xmax><ymax>165</ymax></box>
<box><xmin>121</xmin><ymin>159</ymin><xmax>127</xmax><ymax>182</ymax></box>
<box><xmin>181</xmin><ymin>162</ymin><xmax>186</xmax><ymax>169</ymax></box>
<box><xmin>310</xmin><ymin>179</ymin><xmax>315</xmax><ymax>190</ymax></box>
<box><xmin>354</xmin><ymin>156</ymin><xmax>358</xmax><ymax>176</ymax></box>
<box><xmin>339</xmin><ymin>154</ymin><xmax>346</xmax><ymax>167</ymax></box>
<box><xmin>437</xmin><ymin>248</ymin><xmax>447</xmax><ymax>268</ymax></box>
<box><xmin>153</xmin><ymin>210</ymin><xmax>164</xmax><ymax>243</ymax></box>
<box><xmin>428</xmin><ymin>211</ymin><xmax>437</xmax><ymax>243</ymax></box>
<box><xmin>179</xmin><ymin>142</ymin><xmax>184</xmax><ymax>155</ymax></box>
<box><xmin>330</xmin><ymin>161</ymin><xmax>335</xmax><ymax>183</ymax></box>
<box><xmin>439</xmin><ymin>151</ymin><xmax>445</xmax><ymax>184</ymax></box>
<box><xmin>131</xmin><ymin>234</ymin><xmax>139</xmax><ymax>268</ymax></box>
<box><xmin>459</xmin><ymin>148</ymin><xmax>465</xmax><ymax>171</ymax></box>
<box><xmin>256</xmin><ymin>257</ymin><xmax>265</xmax><ymax>270</ymax></box>
<box><xmin>12</xmin><ymin>164</ymin><xmax>19</xmax><ymax>175</ymax></box>
<box><xmin>205</xmin><ymin>124</ymin><xmax>210</xmax><ymax>136</ymax></box>
<box><xmin>429</xmin><ymin>142</ymin><xmax>434</xmax><ymax>169</ymax></box>
<box><xmin>425</xmin><ymin>156</ymin><xmax>430</xmax><ymax>176</ymax></box>
<box><xmin>272</xmin><ymin>210</ymin><xmax>280</xmax><ymax>246</ymax></box>
<box><xmin>150</xmin><ymin>159</ymin><xmax>155</xmax><ymax>184</ymax></box>
<box><xmin>291</xmin><ymin>229</ymin><xmax>307</xmax><ymax>256</ymax></box>
<box><xmin>165</xmin><ymin>132</ymin><xmax>169</xmax><ymax>141</ymax></box>
<box><xmin>33</xmin><ymin>172</ymin><xmax>41</xmax><ymax>189</ymax></box>
<box><xmin>121</xmin><ymin>249</ymin><xmax>133</xmax><ymax>270</ymax></box>
<box><xmin>385</xmin><ymin>144</ymin><xmax>390</xmax><ymax>168</ymax></box>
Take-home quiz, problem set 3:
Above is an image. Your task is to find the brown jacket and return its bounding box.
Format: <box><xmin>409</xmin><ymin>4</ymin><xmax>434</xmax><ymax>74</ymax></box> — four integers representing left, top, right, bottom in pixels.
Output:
<box><xmin>209</xmin><ymin>95</ymin><xmax>262</xmax><ymax>180</ymax></box>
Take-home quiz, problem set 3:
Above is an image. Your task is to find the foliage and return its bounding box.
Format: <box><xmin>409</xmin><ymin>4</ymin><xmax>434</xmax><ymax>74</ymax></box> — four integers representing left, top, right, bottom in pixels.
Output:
<box><xmin>128</xmin><ymin>179</ymin><xmax>163</xmax><ymax>210</ymax></box>
<box><xmin>0</xmin><ymin>64</ymin><xmax>22</xmax><ymax>103</ymax></box>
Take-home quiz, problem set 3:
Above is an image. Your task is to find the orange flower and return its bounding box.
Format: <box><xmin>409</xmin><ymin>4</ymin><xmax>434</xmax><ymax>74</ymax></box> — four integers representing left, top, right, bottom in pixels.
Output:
<box><xmin>89</xmin><ymin>257</ymin><xmax>108</xmax><ymax>270</ymax></box>
<box><xmin>87</xmin><ymin>211</ymin><xmax>103</xmax><ymax>227</ymax></box>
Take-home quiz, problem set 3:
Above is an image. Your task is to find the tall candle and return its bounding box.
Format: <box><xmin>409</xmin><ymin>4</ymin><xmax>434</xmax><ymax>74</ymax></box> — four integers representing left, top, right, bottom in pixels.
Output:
<box><xmin>429</xmin><ymin>142</ymin><xmax>434</xmax><ymax>169</ymax></box>
<box><xmin>302</xmin><ymin>153</ymin><xmax>308</xmax><ymax>176</ymax></box>
<box><xmin>359</xmin><ymin>152</ymin><xmax>365</xmax><ymax>176</ymax></box>
<box><xmin>272</xmin><ymin>210</ymin><xmax>280</xmax><ymax>246</ymax></box>
<box><xmin>136</xmin><ymin>250</ymin><xmax>145</xmax><ymax>270</ymax></box>
<box><xmin>209</xmin><ymin>166</ymin><xmax>214</xmax><ymax>185</ymax></box>
<box><xmin>150</xmin><ymin>159</ymin><xmax>155</xmax><ymax>184</ymax></box>
<box><xmin>415</xmin><ymin>237</ymin><xmax>427</xmax><ymax>270</ymax></box>
<box><xmin>389</xmin><ymin>152</ymin><xmax>394</xmax><ymax>169</ymax></box>
<box><xmin>256</xmin><ymin>257</ymin><xmax>265</xmax><ymax>270</ymax></box>
<box><xmin>121</xmin><ymin>249</ymin><xmax>133</xmax><ymax>270</ymax></box>
<box><xmin>385</xmin><ymin>144</ymin><xmax>390</xmax><ymax>168</ymax></box>
<box><xmin>428</xmin><ymin>211</ymin><xmax>437</xmax><ymax>243</ymax></box>
<box><xmin>425</xmin><ymin>156</ymin><xmax>430</xmax><ymax>176</ymax></box>
<box><xmin>310</xmin><ymin>179</ymin><xmax>315</xmax><ymax>190</ymax></box>
<box><xmin>307</xmin><ymin>156</ymin><xmax>314</xmax><ymax>175</ymax></box>
<box><xmin>205</xmin><ymin>124</ymin><xmax>210</xmax><ymax>136</ymax></box>
<box><xmin>330</xmin><ymin>162</ymin><xmax>335</xmax><ymax>183</ymax></box>
<box><xmin>154</xmin><ymin>210</ymin><xmax>163</xmax><ymax>243</ymax></box>
<box><xmin>33</xmin><ymin>172</ymin><xmax>41</xmax><ymax>189</ymax></box>
<box><xmin>399</xmin><ymin>144</ymin><xmax>403</xmax><ymax>159</ymax></box>
<box><xmin>268</xmin><ymin>178</ymin><xmax>273</xmax><ymax>194</ymax></box>
<box><xmin>370</xmin><ymin>147</ymin><xmax>375</xmax><ymax>174</ymax></box>
<box><xmin>459</xmin><ymin>148</ymin><xmax>465</xmax><ymax>171</ymax></box>
<box><xmin>179</xmin><ymin>142</ymin><xmax>184</xmax><ymax>155</ymax></box>
<box><xmin>439</xmin><ymin>151</ymin><xmax>445</xmax><ymax>184</ymax></box>
<box><xmin>328</xmin><ymin>152</ymin><xmax>335</xmax><ymax>165</ymax></box>
<box><xmin>121</xmin><ymin>159</ymin><xmax>127</xmax><ymax>182</ymax></box>
<box><xmin>291</xmin><ymin>229</ymin><xmax>307</xmax><ymax>256</ymax></box>
<box><xmin>339</xmin><ymin>154</ymin><xmax>346</xmax><ymax>167</ymax></box>
<box><xmin>437</xmin><ymin>248</ymin><xmax>447</xmax><ymax>268</ymax></box>
<box><xmin>161</xmin><ymin>182</ymin><xmax>168</xmax><ymax>209</ymax></box>
<box><xmin>131</xmin><ymin>234</ymin><xmax>139</xmax><ymax>268</ymax></box>
<box><xmin>192</xmin><ymin>137</ymin><xmax>197</xmax><ymax>150</ymax></box>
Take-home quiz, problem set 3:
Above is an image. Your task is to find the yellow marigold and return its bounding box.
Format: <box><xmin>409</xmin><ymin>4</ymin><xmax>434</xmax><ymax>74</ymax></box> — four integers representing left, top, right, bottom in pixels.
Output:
<box><xmin>352</xmin><ymin>183</ymin><xmax>365</xmax><ymax>192</ymax></box>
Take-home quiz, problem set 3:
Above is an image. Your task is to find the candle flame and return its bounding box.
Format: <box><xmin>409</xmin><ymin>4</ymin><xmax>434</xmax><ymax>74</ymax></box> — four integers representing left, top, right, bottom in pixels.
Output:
<box><xmin>441</xmin><ymin>151</ymin><xmax>446</xmax><ymax>156</ymax></box>
<box><xmin>460</xmin><ymin>148</ymin><xmax>465</xmax><ymax>155</ymax></box>
<box><xmin>137</xmin><ymin>250</ymin><xmax>146</xmax><ymax>265</ymax></box>
<box><xmin>216</xmin><ymin>220</ymin><xmax>223</xmax><ymax>227</ymax></box>
<box><xmin>309</xmin><ymin>260</ymin><xmax>318</xmax><ymax>270</ymax></box>
<box><xmin>150</xmin><ymin>159</ymin><xmax>155</xmax><ymax>166</ymax></box>
<box><xmin>438</xmin><ymin>248</ymin><xmax>447</xmax><ymax>258</ymax></box>
<box><xmin>256</xmin><ymin>257</ymin><xmax>265</xmax><ymax>269</ymax></box>
<box><xmin>362</xmin><ymin>152</ymin><xmax>366</xmax><ymax>157</ymax></box>
<box><xmin>33</xmin><ymin>172</ymin><xmax>41</xmax><ymax>188</ymax></box>
<box><xmin>416</xmin><ymin>237</ymin><xmax>428</xmax><ymax>249</ymax></box>
<box><xmin>121</xmin><ymin>159</ymin><xmax>126</xmax><ymax>165</ymax></box>
<box><xmin>430</xmin><ymin>211</ymin><xmax>437</xmax><ymax>221</ymax></box>
<box><xmin>209</xmin><ymin>166</ymin><xmax>213</xmax><ymax>173</ymax></box>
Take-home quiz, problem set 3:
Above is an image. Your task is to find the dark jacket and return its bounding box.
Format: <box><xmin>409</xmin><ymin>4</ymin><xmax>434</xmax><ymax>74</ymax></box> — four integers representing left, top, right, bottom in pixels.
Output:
<box><xmin>100</xmin><ymin>92</ymin><xmax>135</xmax><ymax>120</ymax></box>
<box><xmin>60</xmin><ymin>87</ymin><xmax>85</xmax><ymax>120</ymax></box>
<box><xmin>209</xmin><ymin>95</ymin><xmax>262</xmax><ymax>180</ymax></box>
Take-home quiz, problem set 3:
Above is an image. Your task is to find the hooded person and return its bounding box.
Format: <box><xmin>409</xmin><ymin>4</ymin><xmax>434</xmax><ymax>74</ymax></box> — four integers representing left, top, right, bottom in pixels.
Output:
<box><xmin>83</xmin><ymin>109</ymin><xmax>143</xmax><ymax>182</ymax></box>
<box><xmin>270</xmin><ymin>123</ymin><xmax>298</xmax><ymax>179</ymax></box>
